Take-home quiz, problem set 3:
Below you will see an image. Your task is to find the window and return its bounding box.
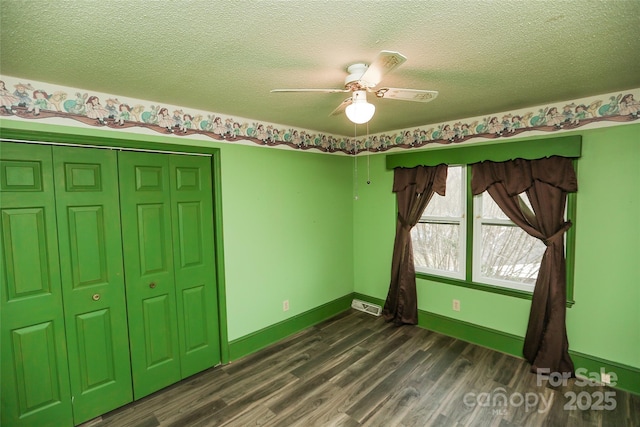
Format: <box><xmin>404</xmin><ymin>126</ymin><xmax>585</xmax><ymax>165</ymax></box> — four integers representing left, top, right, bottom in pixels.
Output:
<box><xmin>412</xmin><ymin>165</ymin><xmax>465</xmax><ymax>279</ymax></box>
<box><xmin>387</xmin><ymin>134</ymin><xmax>580</xmax><ymax>301</ymax></box>
<box><xmin>412</xmin><ymin>165</ymin><xmax>560</xmax><ymax>294</ymax></box>
<box><xmin>472</xmin><ymin>193</ymin><xmax>547</xmax><ymax>292</ymax></box>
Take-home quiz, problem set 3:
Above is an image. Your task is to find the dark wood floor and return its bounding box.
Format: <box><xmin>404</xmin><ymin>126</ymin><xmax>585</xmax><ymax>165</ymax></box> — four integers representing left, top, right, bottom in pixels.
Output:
<box><xmin>84</xmin><ymin>310</ymin><xmax>639</xmax><ymax>427</ymax></box>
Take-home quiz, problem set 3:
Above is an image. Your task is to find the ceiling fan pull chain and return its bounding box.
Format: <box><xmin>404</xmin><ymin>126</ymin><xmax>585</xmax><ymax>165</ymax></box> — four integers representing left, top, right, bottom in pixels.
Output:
<box><xmin>366</xmin><ymin>122</ymin><xmax>371</xmax><ymax>185</ymax></box>
<box><xmin>353</xmin><ymin>122</ymin><xmax>359</xmax><ymax>200</ymax></box>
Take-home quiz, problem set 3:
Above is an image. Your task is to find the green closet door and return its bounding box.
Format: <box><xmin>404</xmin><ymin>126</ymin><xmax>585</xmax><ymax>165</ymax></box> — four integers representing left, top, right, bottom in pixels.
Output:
<box><xmin>52</xmin><ymin>146</ymin><xmax>133</xmax><ymax>424</ymax></box>
<box><xmin>0</xmin><ymin>142</ymin><xmax>73</xmax><ymax>427</ymax></box>
<box><xmin>118</xmin><ymin>151</ymin><xmax>181</xmax><ymax>400</ymax></box>
<box><xmin>169</xmin><ymin>154</ymin><xmax>220</xmax><ymax>377</ymax></box>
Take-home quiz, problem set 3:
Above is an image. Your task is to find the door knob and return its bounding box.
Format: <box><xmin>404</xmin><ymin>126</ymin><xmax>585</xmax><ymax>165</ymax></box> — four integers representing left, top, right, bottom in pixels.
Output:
<box><xmin>149</xmin><ymin>282</ymin><xmax>156</xmax><ymax>289</ymax></box>
<box><xmin>92</xmin><ymin>294</ymin><xmax>100</xmax><ymax>301</ymax></box>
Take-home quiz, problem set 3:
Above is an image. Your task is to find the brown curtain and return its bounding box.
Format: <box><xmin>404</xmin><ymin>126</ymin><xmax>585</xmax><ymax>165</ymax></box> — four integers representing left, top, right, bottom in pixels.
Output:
<box><xmin>471</xmin><ymin>156</ymin><xmax>577</xmax><ymax>375</ymax></box>
<box><xmin>383</xmin><ymin>165</ymin><xmax>447</xmax><ymax>325</ymax></box>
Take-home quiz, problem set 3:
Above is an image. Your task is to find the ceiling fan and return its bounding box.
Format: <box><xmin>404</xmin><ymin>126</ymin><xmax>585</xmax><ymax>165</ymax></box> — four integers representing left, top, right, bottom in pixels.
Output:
<box><xmin>270</xmin><ymin>51</ymin><xmax>438</xmax><ymax>124</ymax></box>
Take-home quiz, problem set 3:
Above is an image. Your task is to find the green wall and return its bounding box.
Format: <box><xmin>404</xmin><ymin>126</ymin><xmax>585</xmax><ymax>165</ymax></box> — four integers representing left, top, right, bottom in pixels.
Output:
<box><xmin>569</xmin><ymin>124</ymin><xmax>640</xmax><ymax>366</ymax></box>
<box><xmin>353</xmin><ymin>123</ymin><xmax>640</xmax><ymax>370</ymax></box>
<box><xmin>0</xmin><ymin>119</ymin><xmax>355</xmax><ymax>345</ymax></box>
<box><xmin>218</xmin><ymin>143</ymin><xmax>354</xmax><ymax>340</ymax></box>
<box><xmin>3</xmin><ymin>118</ymin><xmax>638</xmax><ymax>374</ymax></box>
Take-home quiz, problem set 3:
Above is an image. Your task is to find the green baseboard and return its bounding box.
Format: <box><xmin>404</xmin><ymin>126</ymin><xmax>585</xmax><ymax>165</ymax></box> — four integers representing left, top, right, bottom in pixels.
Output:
<box><xmin>228</xmin><ymin>294</ymin><xmax>353</xmax><ymax>361</ymax></box>
<box><xmin>353</xmin><ymin>292</ymin><xmax>640</xmax><ymax>396</ymax></box>
<box><xmin>228</xmin><ymin>291</ymin><xmax>639</xmax><ymax>395</ymax></box>
<box><xmin>569</xmin><ymin>351</ymin><xmax>640</xmax><ymax>397</ymax></box>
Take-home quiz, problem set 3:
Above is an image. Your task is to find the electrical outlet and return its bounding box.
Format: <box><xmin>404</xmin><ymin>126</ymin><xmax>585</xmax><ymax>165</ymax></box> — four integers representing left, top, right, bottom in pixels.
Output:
<box><xmin>283</xmin><ymin>300</ymin><xmax>289</xmax><ymax>312</ymax></box>
<box><xmin>601</xmin><ymin>372</ymin><xmax>611</xmax><ymax>385</ymax></box>
<box><xmin>452</xmin><ymin>299</ymin><xmax>461</xmax><ymax>312</ymax></box>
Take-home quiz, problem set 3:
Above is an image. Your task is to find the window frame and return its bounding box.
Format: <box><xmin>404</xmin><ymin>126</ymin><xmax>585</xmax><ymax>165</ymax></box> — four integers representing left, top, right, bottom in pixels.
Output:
<box><xmin>413</xmin><ymin>165</ymin><xmax>466</xmax><ymax>280</ymax></box>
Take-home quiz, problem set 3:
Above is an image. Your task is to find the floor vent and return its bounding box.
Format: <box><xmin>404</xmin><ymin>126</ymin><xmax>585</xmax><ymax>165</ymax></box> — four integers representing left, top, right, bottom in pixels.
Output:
<box><xmin>351</xmin><ymin>299</ymin><xmax>382</xmax><ymax>316</ymax></box>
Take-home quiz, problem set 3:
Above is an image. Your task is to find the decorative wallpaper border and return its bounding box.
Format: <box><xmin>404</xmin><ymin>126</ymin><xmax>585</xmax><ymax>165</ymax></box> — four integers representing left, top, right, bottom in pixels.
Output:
<box><xmin>1</xmin><ymin>75</ymin><xmax>638</xmax><ymax>154</ymax></box>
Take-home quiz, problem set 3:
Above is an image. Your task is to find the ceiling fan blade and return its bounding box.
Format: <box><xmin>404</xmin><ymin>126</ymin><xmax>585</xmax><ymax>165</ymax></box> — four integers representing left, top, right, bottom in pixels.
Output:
<box><xmin>375</xmin><ymin>88</ymin><xmax>439</xmax><ymax>102</ymax></box>
<box><xmin>329</xmin><ymin>97</ymin><xmax>352</xmax><ymax>116</ymax></box>
<box><xmin>359</xmin><ymin>51</ymin><xmax>408</xmax><ymax>87</ymax></box>
<box><xmin>271</xmin><ymin>88</ymin><xmax>350</xmax><ymax>94</ymax></box>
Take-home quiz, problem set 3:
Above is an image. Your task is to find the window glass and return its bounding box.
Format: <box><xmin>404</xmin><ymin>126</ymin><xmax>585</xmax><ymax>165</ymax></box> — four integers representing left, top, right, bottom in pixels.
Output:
<box><xmin>478</xmin><ymin>223</ymin><xmax>546</xmax><ymax>287</ymax></box>
<box><xmin>412</xmin><ymin>223</ymin><xmax>460</xmax><ymax>273</ymax></box>
<box><xmin>423</xmin><ymin>166</ymin><xmax>463</xmax><ymax>217</ymax></box>
<box><xmin>413</xmin><ymin>165</ymin><xmax>465</xmax><ymax>279</ymax></box>
<box><xmin>481</xmin><ymin>193</ymin><xmax>509</xmax><ymax>220</ymax></box>
<box><xmin>411</xmin><ymin>165</ymin><xmax>559</xmax><ymax>293</ymax></box>
<box><xmin>473</xmin><ymin>192</ymin><xmax>546</xmax><ymax>290</ymax></box>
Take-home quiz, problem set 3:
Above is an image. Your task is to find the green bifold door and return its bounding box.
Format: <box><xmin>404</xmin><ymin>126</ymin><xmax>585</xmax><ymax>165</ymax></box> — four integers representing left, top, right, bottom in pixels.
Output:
<box><xmin>1</xmin><ymin>142</ymin><xmax>220</xmax><ymax>427</ymax></box>
<box><xmin>119</xmin><ymin>151</ymin><xmax>219</xmax><ymax>399</ymax></box>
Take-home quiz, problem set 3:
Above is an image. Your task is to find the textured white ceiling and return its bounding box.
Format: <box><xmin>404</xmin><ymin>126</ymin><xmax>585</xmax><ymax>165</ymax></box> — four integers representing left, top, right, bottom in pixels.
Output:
<box><xmin>1</xmin><ymin>1</ymin><xmax>639</xmax><ymax>137</ymax></box>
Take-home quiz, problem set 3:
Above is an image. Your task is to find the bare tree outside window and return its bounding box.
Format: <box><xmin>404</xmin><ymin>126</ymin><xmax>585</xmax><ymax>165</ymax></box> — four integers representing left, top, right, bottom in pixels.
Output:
<box><xmin>412</xmin><ymin>166</ymin><xmax>465</xmax><ymax>278</ymax></box>
<box><xmin>411</xmin><ymin>165</ymin><xmax>548</xmax><ymax>292</ymax></box>
<box><xmin>474</xmin><ymin>194</ymin><xmax>546</xmax><ymax>289</ymax></box>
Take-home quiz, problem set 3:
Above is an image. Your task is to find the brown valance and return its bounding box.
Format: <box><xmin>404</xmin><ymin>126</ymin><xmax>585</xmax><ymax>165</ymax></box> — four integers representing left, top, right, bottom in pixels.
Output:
<box><xmin>393</xmin><ymin>165</ymin><xmax>447</xmax><ymax>195</ymax></box>
<box><xmin>472</xmin><ymin>156</ymin><xmax>577</xmax><ymax>196</ymax></box>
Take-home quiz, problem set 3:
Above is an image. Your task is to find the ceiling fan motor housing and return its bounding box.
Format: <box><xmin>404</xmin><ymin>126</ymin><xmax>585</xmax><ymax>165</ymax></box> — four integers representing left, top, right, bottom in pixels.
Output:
<box><xmin>345</xmin><ymin>63</ymin><xmax>369</xmax><ymax>87</ymax></box>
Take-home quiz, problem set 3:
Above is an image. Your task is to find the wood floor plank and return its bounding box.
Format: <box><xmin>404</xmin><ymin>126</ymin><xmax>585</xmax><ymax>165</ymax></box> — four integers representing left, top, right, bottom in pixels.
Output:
<box><xmin>429</xmin><ymin>352</ymin><xmax>502</xmax><ymax>425</ymax></box>
<box><xmin>265</xmin><ymin>382</ymin><xmax>344</xmax><ymax>427</ymax></box>
<box><xmin>219</xmin><ymin>403</ymin><xmax>276</xmax><ymax>427</ymax></box>
<box><xmin>163</xmin><ymin>398</ymin><xmax>227</xmax><ymax>427</ymax></box>
<box><xmin>426</xmin><ymin>339</ymin><xmax>469</xmax><ymax>381</ymax></box>
<box><xmin>314</xmin><ymin>309</ymin><xmax>353</xmax><ymax>329</ymax></box>
<box><xmin>331</xmin><ymin>333</ymin><xmax>412</xmax><ymax>388</ymax></box>
<box><xmin>268</xmin><ymin>346</ymin><xmax>369</xmax><ymax>415</ymax></box>
<box><xmin>315</xmin><ymin>312</ymin><xmax>368</xmax><ymax>346</ymax></box>
<box><xmin>84</xmin><ymin>310</ymin><xmax>640</xmax><ymax>427</ymax></box>
<box><xmin>328</xmin><ymin>339</ymin><xmax>427</xmax><ymax>415</ymax></box>
<box><xmin>357</xmin><ymin>321</ymin><xmax>408</xmax><ymax>351</ymax></box>
<box><xmin>493</xmin><ymin>351</ymin><xmax>524</xmax><ymax>386</ymax></box>
<box><xmin>96</xmin><ymin>410</ymin><xmax>159</xmax><ymax>427</ymax></box>
<box><xmin>346</xmin><ymin>350</ymin><xmax>429</xmax><ymax>423</ymax></box>
<box><xmin>628</xmin><ymin>392</ymin><xmax>640</xmax><ymax>425</ymax></box>
<box><xmin>290</xmin><ymin>327</ymin><xmax>375</xmax><ymax>378</ymax></box>
<box><xmin>360</xmin><ymin>367</ymin><xmax>436</xmax><ymax>427</ymax></box>
<box><xmin>148</xmin><ymin>371</ymin><xmax>232</xmax><ymax>422</ymax></box>
<box><xmin>289</xmin><ymin>390</ymin><xmax>363</xmax><ymax>427</ymax></box>
<box><xmin>219</xmin><ymin>343</ymin><xmax>322</xmax><ymax>404</ymax></box>
<box><xmin>192</xmin><ymin>373</ymin><xmax>298</xmax><ymax>426</ymax></box>
<box><xmin>399</xmin><ymin>350</ymin><xmax>496</xmax><ymax>426</ymax></box>
<box><xmin>308</xmin><ymin>413</ymin><xmax>361</xmax><ymax>427</ymax></box>
<box><xmin>223</xmin><ymin>329</ymin><xmax>324</xmax><ymax>376</ymax></box>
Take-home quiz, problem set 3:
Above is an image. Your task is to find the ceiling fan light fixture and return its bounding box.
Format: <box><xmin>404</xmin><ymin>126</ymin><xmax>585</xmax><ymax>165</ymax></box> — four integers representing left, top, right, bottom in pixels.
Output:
<box><xmin>345</xmin><ymin>90</ymin><xmax>375</xmax><ymax>124</ymax></box>
<box><xmin>271</xmin><ymin>52</ymin><xmax>437</xmax><ymax>126</ymax></box>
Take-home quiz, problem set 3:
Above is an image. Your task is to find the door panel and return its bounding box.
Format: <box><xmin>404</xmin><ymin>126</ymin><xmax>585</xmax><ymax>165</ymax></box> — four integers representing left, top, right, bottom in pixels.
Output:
<box><xmin>11</xmin><ymin>322</ymin><xmax>63</xmax><ymax>415</ymax></box>
<box><xmin>75</xmin><ymin>309</ymin><xmax>116</xmax><ymax>388</ymax></box>
<box><xmin>138</xmin><ymin>203</ymin><xmax>169</xmax><ymax>274</ymax></box>
<box><xmin>142</xmin><ymin>295</ymin><xmax>175</xmax><ymax>367</ymax></box>
<box><xmin>119</xmin><ymin>151</ymin><xmax>181</xmax><ymax>400</ymax></box>
<box><xmin>170</xmin><ymin>155</ymin><xmax>220</xmax><ymax>377</ymax></box>
<box><xmin>2</xmin><ymin>207</ymin><xmax>49</xmax><ymax>297</ymax></box>
<box><xmin>52</xmin><ymin>146</ymin><xmax>133</xmax><ymax>424</ymax></box>
<box><xmin>182</xmin><ymin>285</ymin><xmax>208</xmax><ymax>351</ymax></box>
<box><xmin>67</xmin><ymin>206</ymin><xmax>107</xmax><ymax>286</ymax></box>
<box><xmin>1</xmin><ymin>143</ymin><xmax>73</xmax><ymax>427</ymax></box>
